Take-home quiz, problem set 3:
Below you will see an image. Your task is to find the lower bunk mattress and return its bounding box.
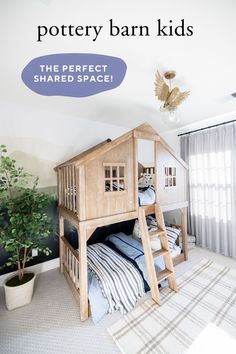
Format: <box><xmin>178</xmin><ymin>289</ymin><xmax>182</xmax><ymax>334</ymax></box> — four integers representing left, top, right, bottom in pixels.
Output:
<box><xmin>78</xmin><ymin>232</ymin><xmax>179</xmax><ymax>323</ymax></box>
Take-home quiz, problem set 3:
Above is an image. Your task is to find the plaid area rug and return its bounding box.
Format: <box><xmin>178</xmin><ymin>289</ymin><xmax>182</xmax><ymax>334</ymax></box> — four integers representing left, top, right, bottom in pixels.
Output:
<box><xmin>108</xmin><ymin>259</ymin><xmax>236</xmax><ymax>354</ymax></box>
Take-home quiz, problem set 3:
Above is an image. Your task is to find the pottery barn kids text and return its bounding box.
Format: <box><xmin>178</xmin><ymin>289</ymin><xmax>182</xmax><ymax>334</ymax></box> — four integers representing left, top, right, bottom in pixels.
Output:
<box><xmin>37</xmin><ymin>19</ymin><xmax>193</xmax><ymax>42</ymax></box>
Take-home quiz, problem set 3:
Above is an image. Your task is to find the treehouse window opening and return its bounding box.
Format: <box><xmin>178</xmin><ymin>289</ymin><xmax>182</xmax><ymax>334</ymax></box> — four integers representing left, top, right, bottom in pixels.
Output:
<box><xmin>165</xmin><ymin>166</ymin><xmax>176</xmax><ymax>188</ymax></box>
<box><xmin>104</xmin><ymin>164</ymin><xmax>126</xmax><ymax>192</ymax></box>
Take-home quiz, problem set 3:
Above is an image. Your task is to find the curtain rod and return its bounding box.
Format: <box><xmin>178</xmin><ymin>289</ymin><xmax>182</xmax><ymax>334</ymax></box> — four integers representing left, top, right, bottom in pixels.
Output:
<box><xmin>178</xmin><ymin>119</ymin><xmax>236</xmax><ymax>137</ymax></box>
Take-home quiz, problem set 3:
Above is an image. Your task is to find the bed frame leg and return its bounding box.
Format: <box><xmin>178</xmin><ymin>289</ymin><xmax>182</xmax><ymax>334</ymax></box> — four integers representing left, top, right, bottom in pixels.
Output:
<box><xmin>181</xmin><ymin>207</ymin><xmax>188</xmax><ymax>261</ymax></box>
<box><xmin>59</xmin><ymin>215</ymin><xmax>64</xmax><ymax>273</ymax></box>
<box><xmin>78</xmin><ymin>225</ymin><xmax>89</xmax><ymax>321</ymax></box>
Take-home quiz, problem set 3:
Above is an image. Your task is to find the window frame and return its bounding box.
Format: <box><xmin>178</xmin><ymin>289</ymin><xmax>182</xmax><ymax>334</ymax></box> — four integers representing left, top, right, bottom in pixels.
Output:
<box><xmin>103</xmin><ymin>162</ymin><xmax>126</xmax><ymax>195</ymax></box>
<box><xmin>164</xmin><ymin>166</ymin><xmax>177</xmax><ymax>188</ymax></box>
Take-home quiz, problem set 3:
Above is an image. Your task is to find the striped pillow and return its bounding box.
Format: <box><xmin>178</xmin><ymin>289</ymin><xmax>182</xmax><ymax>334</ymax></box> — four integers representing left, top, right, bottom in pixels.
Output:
<box><xmin>165</xmin><ymin>226</ymin><xmax>181</xmax><ymax>249</ymax></box>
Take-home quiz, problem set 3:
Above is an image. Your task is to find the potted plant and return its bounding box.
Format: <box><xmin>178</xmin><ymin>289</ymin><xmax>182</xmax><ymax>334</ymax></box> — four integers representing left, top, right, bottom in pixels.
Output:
<box><xmin>0</xmin><ymin>145</ymin><xmax>53</xmax><ymax>310</ymax></box>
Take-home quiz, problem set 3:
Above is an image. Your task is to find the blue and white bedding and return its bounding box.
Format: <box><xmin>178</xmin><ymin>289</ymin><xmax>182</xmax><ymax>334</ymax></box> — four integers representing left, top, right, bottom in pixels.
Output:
<box><xmin>86</xmin><ymin>232</ymin><xmax>165</xmax><ymax>323</ymax></box>
<box><xmin>133</xmin><ymin>216</ymin><xmax>182</xmax><ymax>257</ymax></box>
<box><xmin>106</xmin><ymin>233</ymin><xmax>165</xmax><ymax>276</ymax></box>
<box><xmin>87</xmin><ymin>243</ymin><xmax>145</xmax><ymax>316</ymax></box>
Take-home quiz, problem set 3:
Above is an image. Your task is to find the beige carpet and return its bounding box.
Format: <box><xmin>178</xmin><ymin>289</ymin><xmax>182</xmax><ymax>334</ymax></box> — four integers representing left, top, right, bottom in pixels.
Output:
<box><xmin>108</xmin><ymin>259</ymin><xmax>236</xmax><ymax>354</ymax></box>
<box><xmin>0</xmin><ymin>266</ymin><xmax>122</xmax><ymax>354</ymax></box>
<box><xmin>0</xmin><ymin>247</ymin><xmax>236</xmax><ymax>354</ymax></box>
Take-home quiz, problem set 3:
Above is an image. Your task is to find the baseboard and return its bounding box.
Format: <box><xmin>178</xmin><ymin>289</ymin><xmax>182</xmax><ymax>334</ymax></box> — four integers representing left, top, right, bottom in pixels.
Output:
<box><xmin>0</xmin><ymin>258</ymin><xmax>59</xmax><ymax>287</ymax></box>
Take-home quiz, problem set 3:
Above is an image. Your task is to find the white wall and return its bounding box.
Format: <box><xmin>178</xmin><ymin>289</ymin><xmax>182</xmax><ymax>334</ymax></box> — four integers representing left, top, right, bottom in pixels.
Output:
<box><xmin>137</xmin><ymin>139</ymin><xmax>155</xmax><ymax>166</ymax></box>
<box><xmin>0</xmin><ymin>101</ymin><xmax>127</xmax><ymax>189</ymax></box>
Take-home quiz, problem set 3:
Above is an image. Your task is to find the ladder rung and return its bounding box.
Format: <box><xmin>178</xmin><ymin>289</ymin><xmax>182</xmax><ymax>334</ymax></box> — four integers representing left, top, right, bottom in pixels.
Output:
<box><xmin>149</xmin><ymin>229</ymin><xmax>165</xmax><ymax>238</ymax></box>
<box><xmin>138</xmin><ymin>204</ymin><xmax>177</xmax><ymax>298</ymax></box>
<box><xmin>152</xmin><ymin>248</ymin><xmax>168</xmax><ymax>259</ymax></box>
<box><xmin>156</xmin><ymin>269</ymin><xmax>173</xmax><ymax>283</ymax></box>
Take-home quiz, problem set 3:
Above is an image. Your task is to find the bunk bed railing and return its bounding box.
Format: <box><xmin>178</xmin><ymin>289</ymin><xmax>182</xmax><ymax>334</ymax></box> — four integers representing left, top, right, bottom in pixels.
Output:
<box><xmin>61</xmin><ymin>236</ymin><xmax>80</xmax><ymax>290</ymax></box>
<box><xmin>59</xmin><ymin>165</ymin><xmax>77</xmax><ymax>214</ymax></box>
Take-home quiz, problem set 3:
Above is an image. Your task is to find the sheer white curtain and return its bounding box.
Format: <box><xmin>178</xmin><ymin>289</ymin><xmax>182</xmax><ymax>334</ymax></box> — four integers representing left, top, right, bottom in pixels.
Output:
<box><xmin>180</xmin><ymin>123</ymin><xmax>236</xmax><ymax>259</ymax></box>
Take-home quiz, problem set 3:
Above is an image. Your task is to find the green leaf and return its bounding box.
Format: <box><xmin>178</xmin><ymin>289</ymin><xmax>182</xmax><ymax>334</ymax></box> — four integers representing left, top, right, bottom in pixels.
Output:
<box><xmin>0</xmin><ymin>145</ymin><xmax>53</xmax><ymax>272</ymax></box>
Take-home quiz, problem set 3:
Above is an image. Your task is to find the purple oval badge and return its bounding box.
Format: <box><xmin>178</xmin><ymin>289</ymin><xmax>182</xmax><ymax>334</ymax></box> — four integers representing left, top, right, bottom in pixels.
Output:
<box><xmin>21</xmin><ymin>53</ymin><xmax>127</xmax><ymax>97</ymax></box>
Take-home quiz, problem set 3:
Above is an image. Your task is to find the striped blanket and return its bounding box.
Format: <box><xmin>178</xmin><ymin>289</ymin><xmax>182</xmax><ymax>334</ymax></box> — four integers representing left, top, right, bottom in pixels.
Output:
<box><xmin>87</xmin><ymin>243</ymin><xmax>145</xmax><ymax>315</ymax></box>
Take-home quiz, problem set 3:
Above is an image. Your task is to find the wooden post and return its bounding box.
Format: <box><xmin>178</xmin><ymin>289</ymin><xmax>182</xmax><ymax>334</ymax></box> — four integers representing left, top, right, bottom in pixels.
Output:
<box><xmin>68</xmin><ymin>165</ymin><xmax>72</xmax><ymax>211</ymax></box>
<box><xmin>77</xmin><ymin>166</ymin><xmax>86</xmax><ymax>220</ymax></box>
<box><xmin>154</xmin><ymin>140</ymin><xmax>159</xmax><ymax>203</ymax></box>
<box><xmin>133</xmin><ymin>137</ymin><xmax>138</xmax><ymax>210</ymax></box>
<box><xmin>138</xmin><ymin>207</ymin><xmax>161</xmax><ymax>304</ymax></box>
<box><xmin>155</xmin><ymin>204</ymin><xmax>177</xmax><ymax>292</ymax></box>
<box><xmin>59</xmin><ymin>215</ymin><xmax>64</xmax><ymax>273</ymax></box>
<box><xmin>63</xmin><ymin>168</ymin><xmax>66</xmax><ymax>207</ymax></box>
<box><xmin>181</xmin><ymin>207</ymin><xmax>188</xmax><ymax>261</ymax></box>
<box><xmin>72</xmin><ymin>165</ymin><xmax>76</xmax><ymax>213</ymax></box>
<box><xmin>61</xmin><ymin>168</ymin><xmax>64</xmax><ymax>206</ymax></box>
<box><xmin>57</xmin><ymin>169</ymin><xmax>61</xmax><ymax>206</ymax></box>
<box><xmin>78</xmin><ymin>224</ymin><xmax>89</xmax><ymax>321</ymax></box>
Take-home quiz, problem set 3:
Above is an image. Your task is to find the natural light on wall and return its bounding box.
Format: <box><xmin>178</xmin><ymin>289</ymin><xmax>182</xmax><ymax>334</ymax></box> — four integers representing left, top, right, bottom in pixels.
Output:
<box><xmin>189</xmin><ymin>150</ymin><xmax>231</xmax><ymax>222</ymax></box>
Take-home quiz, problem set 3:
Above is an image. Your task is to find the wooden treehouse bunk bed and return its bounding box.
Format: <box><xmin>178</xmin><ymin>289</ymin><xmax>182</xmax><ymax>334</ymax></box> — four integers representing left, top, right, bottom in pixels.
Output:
<box><xmin>54</xmin><ymin>123</ymin><xmax>188</xmax><ymax>322</ymax></box>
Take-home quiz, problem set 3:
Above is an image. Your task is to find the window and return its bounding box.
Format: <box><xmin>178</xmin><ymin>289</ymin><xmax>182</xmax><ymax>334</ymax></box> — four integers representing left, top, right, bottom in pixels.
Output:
<box><xmin>104</xmin><ymin>163</ymin><xmax>126</xmax><ymax>192</ymax></box>
<box><xmin>143</xmin><ymin>166</ymin><xmax>155</xmax><ymax>175</ymax></box>
<box><xmin>189</xmin><ymin>150</ymin><xmax>231</xmax><ymax>222</ymax></box>
<box><xmin>165</xmin><ymin>166</ymin><xmax>176</xmax><ymax>187</ymax></box>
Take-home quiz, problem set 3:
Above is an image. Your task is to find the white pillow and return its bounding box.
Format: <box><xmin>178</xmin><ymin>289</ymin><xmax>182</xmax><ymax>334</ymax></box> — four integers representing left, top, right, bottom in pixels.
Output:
<box><xmin>132</xmin><ymin>218</ymin><xmax>161</xmax><ymax>252</ymax></box>
<box><xmin>133</xmin><ymin>220</ymin><xmax>181</xmax><ymax>251</ymax></box>
<box><xmin>138</xmin><ymin>187</ymin><xmax>155</xmax><ymax>206</ymax></box>
<box><xmin>132</xmin><ymin>216</ymin><xmax>157</xmax><ymax>239</ymax></box>
<box><xmin>150</xmin><ymin>238</ymin><xmax>161</xmax><ymax>252</ymax></box>
<box><xmin>132</xmin><ymin>219</ymin><xmax>142</xmax><ymax>239</ymax></box>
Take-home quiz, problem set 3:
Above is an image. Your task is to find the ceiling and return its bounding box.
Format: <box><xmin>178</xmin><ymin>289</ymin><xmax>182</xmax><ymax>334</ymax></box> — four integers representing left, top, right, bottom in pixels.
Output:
<box><xmin>1</xmin><ymin>0</ymin><xmax>236</xmax><ymax>133</ymax></box>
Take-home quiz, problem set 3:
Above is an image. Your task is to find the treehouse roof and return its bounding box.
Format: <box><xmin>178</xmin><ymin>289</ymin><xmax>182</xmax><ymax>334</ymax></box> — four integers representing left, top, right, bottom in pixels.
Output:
<box><xmin>54</xmin><ymin>122</ymin><xmax>188</xmax><ymax>170</ymax></box>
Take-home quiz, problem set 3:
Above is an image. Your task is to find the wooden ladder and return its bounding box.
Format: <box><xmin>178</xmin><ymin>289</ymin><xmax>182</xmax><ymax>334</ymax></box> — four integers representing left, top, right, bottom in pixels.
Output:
<box><xmin>138</xmin><ymin>203</ymin><xmax>177</xmax><ymax>304</ymax></box>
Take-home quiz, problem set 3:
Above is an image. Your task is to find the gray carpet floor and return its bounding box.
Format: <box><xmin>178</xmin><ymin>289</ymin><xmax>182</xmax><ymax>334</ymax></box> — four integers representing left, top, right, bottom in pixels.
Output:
<box><xmin>0</xmin><ymin>247</ymin><xmax>236</xmax><ymax>354</ymax></box>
